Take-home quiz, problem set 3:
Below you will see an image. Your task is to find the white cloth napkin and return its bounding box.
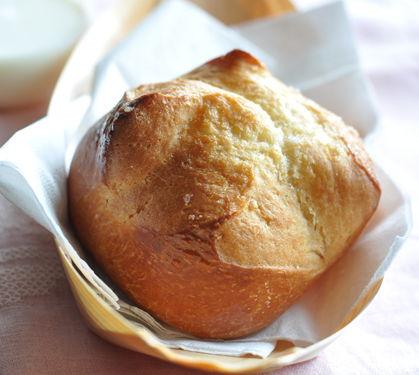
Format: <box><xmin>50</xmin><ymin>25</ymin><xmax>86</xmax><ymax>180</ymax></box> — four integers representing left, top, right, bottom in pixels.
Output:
<box><xmin>0</xmin><ymin>0</ymin><xmax>412</xmax><ymax>359</ymax></box>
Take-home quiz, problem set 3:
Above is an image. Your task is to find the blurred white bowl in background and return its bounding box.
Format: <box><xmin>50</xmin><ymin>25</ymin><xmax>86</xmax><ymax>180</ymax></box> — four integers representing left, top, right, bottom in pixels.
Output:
<box><xmin>0</xmin><ymin>0</ymin><xmax>87</xmax><ymax>109</ymax></box>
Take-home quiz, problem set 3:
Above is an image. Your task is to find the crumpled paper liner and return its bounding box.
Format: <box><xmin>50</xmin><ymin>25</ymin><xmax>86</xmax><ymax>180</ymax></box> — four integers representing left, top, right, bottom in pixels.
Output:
<box><xmin>0</xmin><ymin>0</ymin><xmax>412</xmax><ymax>359</ymax></box>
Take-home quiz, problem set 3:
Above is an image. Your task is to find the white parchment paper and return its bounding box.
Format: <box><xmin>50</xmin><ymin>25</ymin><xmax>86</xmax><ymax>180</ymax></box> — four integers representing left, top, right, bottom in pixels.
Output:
<box><xmin>0</xmin><ymin>0</ymin><xmax>412</xmax><ymax>358</ymax></box>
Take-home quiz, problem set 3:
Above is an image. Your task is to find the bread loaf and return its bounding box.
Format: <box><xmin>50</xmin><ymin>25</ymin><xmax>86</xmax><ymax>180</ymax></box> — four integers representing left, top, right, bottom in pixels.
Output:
<box><xmin>68</xmin><ymin>50</ymin><xmax>380</xmax><ymax>339</ymax></box>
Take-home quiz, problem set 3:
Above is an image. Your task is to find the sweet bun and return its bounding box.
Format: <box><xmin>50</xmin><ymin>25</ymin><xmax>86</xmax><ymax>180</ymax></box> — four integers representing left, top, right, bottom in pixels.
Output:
<box><xmin>68</xmin><ymin>50</ymin><xmax>380</xmax><ymax>339</ymax></box>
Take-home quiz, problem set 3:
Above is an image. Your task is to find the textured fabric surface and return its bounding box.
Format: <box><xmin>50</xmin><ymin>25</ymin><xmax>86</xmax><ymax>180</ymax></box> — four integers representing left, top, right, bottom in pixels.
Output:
<box><xmin>0</xmin><ymin>0</ymin><xmax>418</xmax><ymax>373</ymax></box>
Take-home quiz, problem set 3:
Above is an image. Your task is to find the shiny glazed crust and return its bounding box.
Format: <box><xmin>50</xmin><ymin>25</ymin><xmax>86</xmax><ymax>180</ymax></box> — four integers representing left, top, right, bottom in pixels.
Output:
<box><xmin>68</xmin><ymin>50</ymin><xmax>381</xmax><ymax>339</ymax></box>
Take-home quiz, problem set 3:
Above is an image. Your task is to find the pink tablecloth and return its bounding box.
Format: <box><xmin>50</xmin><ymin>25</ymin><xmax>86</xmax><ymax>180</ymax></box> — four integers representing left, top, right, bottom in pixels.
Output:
<box><xmin>0</xmin><ymin>0</ymin><xmax>418</xmax><ymax>373</ymax></box>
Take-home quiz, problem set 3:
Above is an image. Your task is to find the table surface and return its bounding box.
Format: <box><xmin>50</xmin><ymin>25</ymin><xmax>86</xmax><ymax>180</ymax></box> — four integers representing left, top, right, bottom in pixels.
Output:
<box><xmin>0</xmin><ymin>0</ymin><xmax>418</xmax><ymax>374</ymax></box>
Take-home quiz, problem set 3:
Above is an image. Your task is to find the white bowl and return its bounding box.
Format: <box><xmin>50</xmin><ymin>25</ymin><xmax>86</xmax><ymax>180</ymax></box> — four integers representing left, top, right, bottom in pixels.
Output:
<box><xmin>0</xmin><ymin>0</ymin><xmax>87</xmax><ymax>109</ymax></box>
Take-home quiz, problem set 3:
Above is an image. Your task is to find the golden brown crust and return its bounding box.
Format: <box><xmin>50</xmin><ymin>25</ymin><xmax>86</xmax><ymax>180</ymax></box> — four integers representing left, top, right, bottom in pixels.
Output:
<box><xmin>68</xmin><ymin>50</ymin><xmax>380</xmax><ymax>339</ymax></box>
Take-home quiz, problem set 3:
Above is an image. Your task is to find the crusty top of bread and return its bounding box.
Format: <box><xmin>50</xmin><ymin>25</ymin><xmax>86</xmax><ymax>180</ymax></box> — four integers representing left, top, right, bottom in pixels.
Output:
<box><xmin>68</xmin><ymin>50</ymin><xmax>380</xmax><ymax>339</ymax></box>
<box><xmin>107</xmin><ymin>50</ymin><xmax>379</xmax><ymax>269</ymax></box>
